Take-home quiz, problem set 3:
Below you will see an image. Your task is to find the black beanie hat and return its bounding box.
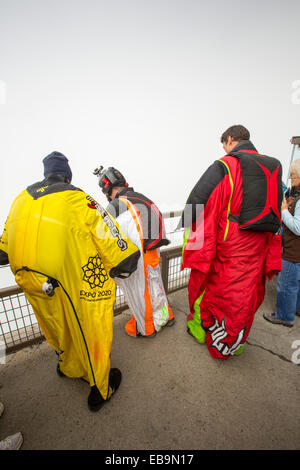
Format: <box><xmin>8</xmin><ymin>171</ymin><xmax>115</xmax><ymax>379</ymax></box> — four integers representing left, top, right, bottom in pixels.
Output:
<box><xmin>43</xmin><ymin>151</ymin><xmax>72</xmax><ymax>181</ymax></box>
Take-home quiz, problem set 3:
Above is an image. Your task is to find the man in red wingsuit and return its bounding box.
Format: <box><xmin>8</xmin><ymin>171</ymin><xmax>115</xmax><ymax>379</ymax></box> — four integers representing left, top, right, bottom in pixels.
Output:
<box><xmin>180</xmin><ymin>125</ymin><xmax>282</xmax><ymax>360</ymax></box>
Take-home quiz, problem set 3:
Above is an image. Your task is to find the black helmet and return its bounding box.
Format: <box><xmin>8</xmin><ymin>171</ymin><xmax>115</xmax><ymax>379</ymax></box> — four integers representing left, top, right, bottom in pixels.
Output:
<box><xmin>93</xmin><ymin>166</ymin><xmax>127</xmax><ymax>200</ymax></box>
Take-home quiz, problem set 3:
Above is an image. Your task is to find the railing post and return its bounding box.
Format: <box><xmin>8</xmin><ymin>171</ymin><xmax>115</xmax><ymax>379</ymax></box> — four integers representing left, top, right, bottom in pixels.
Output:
<box><xmin>160</xmin><ymin>251</ymin><xmax>169</xmax><ymax>294</ymax></box>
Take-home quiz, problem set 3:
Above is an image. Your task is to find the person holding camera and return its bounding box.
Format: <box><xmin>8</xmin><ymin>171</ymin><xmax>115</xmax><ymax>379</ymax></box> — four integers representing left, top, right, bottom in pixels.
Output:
<box><xmin>264</xmin><ymin>159</ymin><xmax>300</xmax><ymax>327</ymax></box>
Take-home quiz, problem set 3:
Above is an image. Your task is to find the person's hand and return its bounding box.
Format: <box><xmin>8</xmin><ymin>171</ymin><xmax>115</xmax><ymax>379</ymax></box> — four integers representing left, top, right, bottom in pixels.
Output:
<box><xmin>281</xmin><ymin>198</ymin><xmax>288</xmax><ymax>211</ymax></box>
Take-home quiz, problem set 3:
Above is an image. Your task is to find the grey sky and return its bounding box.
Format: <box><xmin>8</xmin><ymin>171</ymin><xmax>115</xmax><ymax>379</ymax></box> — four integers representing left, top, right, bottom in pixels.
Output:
<box><xmin>1</xmin><ymin>0</ymin><xmax>300</xmax><ymax>229</ymax></box>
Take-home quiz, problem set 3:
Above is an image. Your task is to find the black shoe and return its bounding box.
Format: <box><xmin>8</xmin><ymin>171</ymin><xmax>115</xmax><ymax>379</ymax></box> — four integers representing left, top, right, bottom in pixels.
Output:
<box><xmin>88</xmin><ymin>368</ymin><xmax>122</xmax><ymax>412</ymax></box>
<box><xmin>263</xmin><ymin>312</ymin><xmax>294</xmax><ymax>327</ymax></box>
<box><xmin>296</xmin><ymin>312</ymin><xmax>300</xmax><ymax>318</ymax></box>
<box><xmin>137</xmin><ymin>331</ymin><xmax>157</xmax><ymax>338</ymax></box>
<box><xmin>109</xmin><ymin>368</ymin><xmax>122</xmax><ymax>394</ymax></box>
<box><xmin>166</xmin><ymin>318</ymin><xmax>175</xmax><ymax>327</ymax></box>
<box><xmin>88</xmin><ymin>385</ymin><xmax>105</xmax><ymax>412</ymax></box>
<box><xmin>126</xmin><ymin>330</ymin><xmax>156</xmax><ymax>338</ymax></box>
<box><xmin>56</xmin><ymin>363</ymin><xmax>66</xmax><ymax>378</ymax></box>
<box><xmin>187</xmin><ymin>326</ymin><xmax>193</xmax><ymax>336</ymax></box>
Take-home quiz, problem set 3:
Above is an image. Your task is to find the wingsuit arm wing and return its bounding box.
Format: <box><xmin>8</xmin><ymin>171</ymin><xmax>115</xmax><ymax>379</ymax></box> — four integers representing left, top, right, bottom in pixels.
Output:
<box><xmin>181</xmin><ymin>161</ymin><xmax>230</xmax><ymax>279</ymax></box>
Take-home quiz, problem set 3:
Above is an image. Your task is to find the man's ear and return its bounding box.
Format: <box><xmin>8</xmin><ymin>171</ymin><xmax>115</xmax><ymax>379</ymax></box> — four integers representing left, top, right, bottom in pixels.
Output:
<box><xmin>227</xmin><ymin>136</ymin><xmax>233</xmax><ymax>146</ymax></box>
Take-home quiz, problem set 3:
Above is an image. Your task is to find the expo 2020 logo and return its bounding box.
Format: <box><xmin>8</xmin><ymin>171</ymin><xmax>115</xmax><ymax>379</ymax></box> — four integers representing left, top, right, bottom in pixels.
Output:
<box><xmin>82</xmin><ymin>254</ymin><xmax>108</xmax><ymax>289</ymax></box>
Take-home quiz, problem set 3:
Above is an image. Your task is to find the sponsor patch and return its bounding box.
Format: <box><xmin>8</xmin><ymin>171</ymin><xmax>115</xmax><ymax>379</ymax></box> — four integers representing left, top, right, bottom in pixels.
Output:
<box><xmin>208</xmin><ymin>316</ymin><xmax>246</xmax><ymax>356</ymax></box>
<box><xmin>86</xmin><ymin>196</ymin><xmax>128</xmax><ymax>251</ymax></box>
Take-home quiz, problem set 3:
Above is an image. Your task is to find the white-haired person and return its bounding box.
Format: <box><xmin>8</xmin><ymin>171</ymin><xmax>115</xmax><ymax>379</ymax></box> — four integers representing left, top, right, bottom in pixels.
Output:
<box><xmin>264</xmin><ymin>157</ymin><xmax>300</xmax><ymax>327</ymax></box>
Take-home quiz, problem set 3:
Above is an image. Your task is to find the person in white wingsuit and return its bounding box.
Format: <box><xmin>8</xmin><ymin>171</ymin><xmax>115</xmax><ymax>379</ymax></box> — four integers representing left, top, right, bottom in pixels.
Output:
<box><xmin>94</xmin><ymin>165</ymin><xmax>175</xmax><ymax>338</ymax></box>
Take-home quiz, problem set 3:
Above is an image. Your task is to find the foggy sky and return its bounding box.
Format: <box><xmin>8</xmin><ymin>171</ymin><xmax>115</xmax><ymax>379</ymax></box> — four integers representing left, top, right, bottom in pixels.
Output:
<box><xmin>1</xmin><ymin>0</ymin><xmax>300</xmax><ymax>228</ymax></box>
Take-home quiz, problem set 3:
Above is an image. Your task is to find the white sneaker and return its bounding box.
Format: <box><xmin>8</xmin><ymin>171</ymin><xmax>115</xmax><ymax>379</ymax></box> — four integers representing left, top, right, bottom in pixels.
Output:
<box><xmin>0</xmin><ymin>402</ymin><xmax>4</xmax><ymax>418</ymax></box>
<box><xmin>0</xmin><ymin>432</ymin><xmax>23</xmax><ymax>450</ymax></box>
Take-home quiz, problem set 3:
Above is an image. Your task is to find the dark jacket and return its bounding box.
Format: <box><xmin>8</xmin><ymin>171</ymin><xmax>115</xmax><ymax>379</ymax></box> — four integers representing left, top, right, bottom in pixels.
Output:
<box><xmin>282</xmin><ymin>193</ymin><xmax>300</xmax><ymax>263</ymax></box>
<box><xmin>106</xmin><ymin>187</ymin><xmax>170</xmax><ymax>252</ymax></box>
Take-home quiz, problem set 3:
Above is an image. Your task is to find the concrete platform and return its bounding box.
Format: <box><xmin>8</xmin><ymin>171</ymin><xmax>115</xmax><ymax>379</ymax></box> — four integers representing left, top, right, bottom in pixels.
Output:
<box><xmin>0</xmin><ymin>280</ymin><xmax>299</xmax><ymax>450</ymax></box>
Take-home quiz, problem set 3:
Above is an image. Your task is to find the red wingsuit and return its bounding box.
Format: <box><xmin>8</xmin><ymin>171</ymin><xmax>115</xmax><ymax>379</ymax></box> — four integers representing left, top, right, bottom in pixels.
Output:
<box><xmin>181</xmin><ymin>141</ymin><xmax>282</xmax><ymax>359</ymax></box>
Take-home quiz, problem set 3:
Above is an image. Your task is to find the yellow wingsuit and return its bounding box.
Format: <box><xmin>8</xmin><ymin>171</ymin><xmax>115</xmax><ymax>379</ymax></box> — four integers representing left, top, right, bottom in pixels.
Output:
<box><xmin>0</xmin><ymin>178</ymin><xmax>140</xmax><ymax>400</ymax></box>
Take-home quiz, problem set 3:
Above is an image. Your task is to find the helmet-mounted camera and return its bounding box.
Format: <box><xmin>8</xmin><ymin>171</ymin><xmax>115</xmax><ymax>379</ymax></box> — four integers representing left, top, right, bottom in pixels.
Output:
<box><xmin>93</xmin><ymin>165</ymin><xmax>127</xmax><ymax>200</ymax></box>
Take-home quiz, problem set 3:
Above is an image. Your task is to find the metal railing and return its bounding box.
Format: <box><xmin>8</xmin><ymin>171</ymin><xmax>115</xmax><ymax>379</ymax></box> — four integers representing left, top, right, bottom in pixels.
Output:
<box><xmin>0</xmin><ymin>211</ymin><xmax>190</xmax><ymax>354</ymax></box>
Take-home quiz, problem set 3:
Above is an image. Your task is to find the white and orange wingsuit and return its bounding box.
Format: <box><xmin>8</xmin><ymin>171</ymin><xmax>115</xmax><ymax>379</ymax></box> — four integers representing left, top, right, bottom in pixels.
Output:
<box><xmin>106</xmin><ymin>187</ymin><xmax>175</xmax><ymax>337</ymax></box>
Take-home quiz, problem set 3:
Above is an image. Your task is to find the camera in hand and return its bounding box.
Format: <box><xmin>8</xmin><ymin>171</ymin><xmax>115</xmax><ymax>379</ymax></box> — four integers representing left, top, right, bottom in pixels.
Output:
<box><xmin>285</xmin><ymin>186</ymin><xmax>299</xmax><ymax>199</ymax></box>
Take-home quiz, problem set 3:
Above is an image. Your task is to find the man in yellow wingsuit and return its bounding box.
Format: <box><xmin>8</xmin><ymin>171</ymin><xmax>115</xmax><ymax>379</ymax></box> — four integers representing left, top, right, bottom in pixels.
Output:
<box><xmin>0</xmin><ymin>151</ymin><xmax>140</xmax><ymax>412</ymax></box>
